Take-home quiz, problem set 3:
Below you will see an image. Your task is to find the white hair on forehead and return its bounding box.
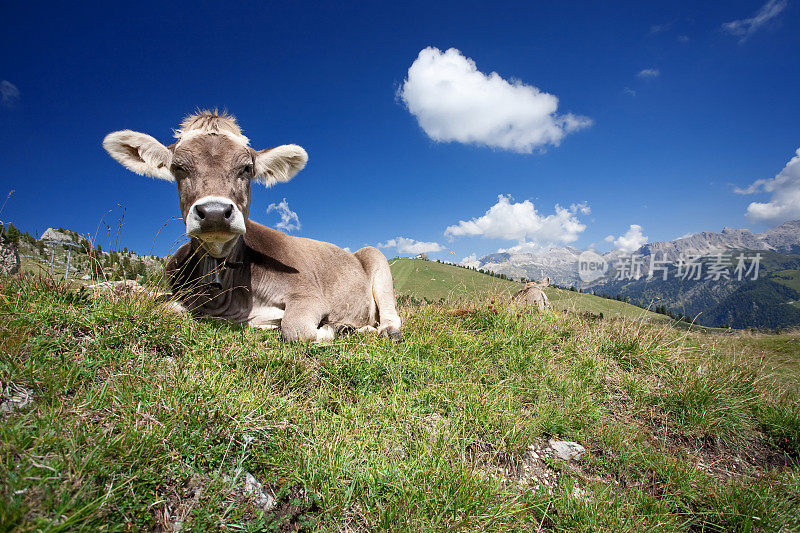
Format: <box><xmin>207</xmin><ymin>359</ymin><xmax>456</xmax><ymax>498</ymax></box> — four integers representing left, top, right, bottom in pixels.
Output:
<box><xmin>174</xmin><ymin>109</ymin><xmax>250</xmax><ymax>145</ymax></box>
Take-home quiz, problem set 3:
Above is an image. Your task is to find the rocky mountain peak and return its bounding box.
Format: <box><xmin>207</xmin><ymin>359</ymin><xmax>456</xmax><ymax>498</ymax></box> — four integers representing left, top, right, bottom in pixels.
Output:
<box><xmin>467</xmin><ymin>220</ymin><xmax>800</xmax><ymax>285</ymax></box>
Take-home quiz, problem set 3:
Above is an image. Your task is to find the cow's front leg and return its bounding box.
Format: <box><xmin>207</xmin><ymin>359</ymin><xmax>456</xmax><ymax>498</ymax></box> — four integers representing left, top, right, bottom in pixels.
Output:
<box><xmin>280</xmin><ymin>299</ymin><xmax>332</xmax><ymax>342</ymax></box>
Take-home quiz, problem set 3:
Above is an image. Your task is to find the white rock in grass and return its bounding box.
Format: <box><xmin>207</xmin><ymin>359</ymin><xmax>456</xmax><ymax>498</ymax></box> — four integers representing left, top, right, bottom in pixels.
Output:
<box><xmin>548</xmin><ymin>440</ymin><xmax>586</xmax><ymax>461</ymax></box>
<box><xmin>223</xmin><ymin>468</ymin><xmax>277</xmax><ymax>511</ymax></box>
<box><xmin>240</xmin><ymin>470</ymin><xmax>276</xmax><ymax>511</ymax></box>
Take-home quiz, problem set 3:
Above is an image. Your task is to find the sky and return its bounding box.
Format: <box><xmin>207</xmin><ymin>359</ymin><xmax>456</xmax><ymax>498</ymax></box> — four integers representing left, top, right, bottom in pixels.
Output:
<box><xmin>1</xmin><ymin>0</ymin><xmax>798</xmax><ymax>262</ymax></box>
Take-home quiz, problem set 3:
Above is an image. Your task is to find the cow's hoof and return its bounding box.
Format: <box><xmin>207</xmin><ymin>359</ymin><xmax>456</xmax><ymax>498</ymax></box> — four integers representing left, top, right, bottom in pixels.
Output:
<box><xmin>334</xmin><ymin>324</ymin><xmax>356</xmax><ymax>336</ymax></box>
<box><xmin>378</xmin><ymin>328</ymin><xmax>403</xmax><ymax>343</ymax></box>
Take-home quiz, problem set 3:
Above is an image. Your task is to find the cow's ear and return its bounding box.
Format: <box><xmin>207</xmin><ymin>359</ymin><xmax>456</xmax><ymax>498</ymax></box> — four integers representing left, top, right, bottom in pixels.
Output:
<box><xmin>103</xmin><ymin>130</ymin><xmax>174</xmax><ymax>181</ymax></box>
<box><xmin>254</xmin><ymin>144</ymin><xmax>308</xmax><ymax>187</ymax></box>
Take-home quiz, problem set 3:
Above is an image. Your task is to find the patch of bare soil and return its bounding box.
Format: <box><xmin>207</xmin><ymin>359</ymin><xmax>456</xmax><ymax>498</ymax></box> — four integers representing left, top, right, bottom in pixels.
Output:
<box><xmin>150</xmin><ymin>471</ymin><xmax>320</xmax><ymax>532</ymax></box>
<box><xmin>259</xmin><ymin>484</ymin><xmax>320</xmax><ymax>532</ymax></box>
<box><xmin>660</xmin><ymin>433</ymin><xmax>794</xmax><ymax>479</ymax></box>
<box><xmin>151</xmin><ymin>474</ymin><xmax>205</xmax><ymax>532</ymax></box>
<box><xmin>465</xmin><ymin>438</ymin><xmax>578</xmax><ymax>493</ymax></box>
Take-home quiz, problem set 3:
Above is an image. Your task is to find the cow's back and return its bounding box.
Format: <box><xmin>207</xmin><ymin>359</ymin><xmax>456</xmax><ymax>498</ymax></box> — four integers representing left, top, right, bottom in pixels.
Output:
<box><xmin>512</xmin><ymin>286</ymin><xmax>550</xmax><ymax>310</ymax></box>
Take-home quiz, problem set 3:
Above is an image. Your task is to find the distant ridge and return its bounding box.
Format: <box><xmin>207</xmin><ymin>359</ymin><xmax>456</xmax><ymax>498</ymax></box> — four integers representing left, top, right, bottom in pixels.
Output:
<box><xmin>467</xmin><ymin>220</ymin><xmax>800</xmax><ymax>286</ymax></box>
<box><xmin>639</xmin><ymin>220</ymin><xmax>800</xmax><ymax>261</ymax></box>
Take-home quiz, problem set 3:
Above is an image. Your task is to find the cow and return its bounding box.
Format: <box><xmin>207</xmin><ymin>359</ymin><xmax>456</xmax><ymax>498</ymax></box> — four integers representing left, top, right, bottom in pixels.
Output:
<box><xmin>512</xmin><ymin>277</ymin><xmax>551</xmax><ymax>310</ymax></box>
<box><xmin>102</xmin><ymin>110</ymin><xmax>402</xmax><ymax>342</ymax></box>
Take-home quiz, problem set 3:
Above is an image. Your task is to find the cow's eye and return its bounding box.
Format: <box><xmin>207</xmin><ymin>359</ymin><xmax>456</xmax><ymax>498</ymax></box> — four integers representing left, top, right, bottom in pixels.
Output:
<box><xmin>238</xmin><ymin>165</ymin><xmax>253</xmax><ymax>178</ymax></box>
<box><xmin>172</xmin><ymin>164</ymin><xmax>189</xmax><ymax>178</ymax></box>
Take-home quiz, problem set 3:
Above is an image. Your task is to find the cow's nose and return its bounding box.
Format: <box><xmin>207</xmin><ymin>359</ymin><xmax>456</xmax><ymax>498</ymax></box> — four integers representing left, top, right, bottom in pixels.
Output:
<box><xmin>194</xmin><ymin>201</ymin><xmax>234</xmax><ymax>224</ymax></box>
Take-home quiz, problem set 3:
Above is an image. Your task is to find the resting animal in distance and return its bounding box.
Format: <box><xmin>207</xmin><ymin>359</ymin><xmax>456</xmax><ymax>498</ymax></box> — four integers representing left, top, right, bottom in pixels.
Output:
<box><xmin>512</xmin><ymin>277</ymin><xmax>551</xmax><ymax>310</ymax></box>
<box><xmin>103</xmin><ymin>110</ymin><xmax>402</xmax><ymax>342</ymax></box>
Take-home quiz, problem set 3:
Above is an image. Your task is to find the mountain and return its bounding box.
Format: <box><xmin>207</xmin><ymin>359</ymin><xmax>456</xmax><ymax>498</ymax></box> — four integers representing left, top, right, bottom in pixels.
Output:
<box><xmin>14</xmin><ymin>227</ymin><xmax>165</xmax><ymax>283</ymax></box>
<box><xmin>639</xmin><ymin>220</ymin><xmax>800</xmax><ymax>260</ymax></box>
<box><xmin>473</xmin><ymin>246</ymin><xmax>619</xmax><ymax>286</ymax></box>
<box><xmin>465</xmin><ymin>221</ymin><xmax>800</xmax><ymax>286</ymax></box>
<box><xmin>593</xmin><ymin>221</ymin><xmax>800</xmax><ymax>329</ymax></box>
<box><xmin>593</xmin><ymin>251</ymin><xmax>800</xmax><ymax>329</ymax></box>
<box><xmin>462</xmin><ymin>220</ymin><xmax>800</xmax><ymax>329</ymax></box>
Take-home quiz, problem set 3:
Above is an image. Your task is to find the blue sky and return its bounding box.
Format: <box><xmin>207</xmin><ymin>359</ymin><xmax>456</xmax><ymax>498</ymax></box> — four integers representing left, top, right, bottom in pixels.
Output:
<box><xmin>1</xmin><ymin>0</ymin><xmax>798</xmax><ymax>261</ymax></box>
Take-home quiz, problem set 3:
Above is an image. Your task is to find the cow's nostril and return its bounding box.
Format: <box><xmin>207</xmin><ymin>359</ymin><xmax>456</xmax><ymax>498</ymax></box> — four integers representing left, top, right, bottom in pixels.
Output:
<box><xmin>192</xmin><ymin>200</ymin><xmax>236</xmax><ymax>229</ymax></box>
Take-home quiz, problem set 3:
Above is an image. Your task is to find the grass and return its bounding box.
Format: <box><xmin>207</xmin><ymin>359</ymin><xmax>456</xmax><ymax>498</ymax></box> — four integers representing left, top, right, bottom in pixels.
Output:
<box><xmin>543</xmin><ymin>288</ymin><xmax>667</xmax><ymax>323</ymax></box>
<box><xmin>389</xmin><ymin>258</ymin><xmax>519</xmax><ymax>302</ymax></box>
<box><xmin>773</xmin><ymin>270</ymin><xmax>800</xmax><ymax>292</ymax></box>
<box><xmin>773</xmin><ymin>270</ymin><xmax>800</xmax><ymax>308</ymax></box>
<box><xmin>390</xmin><ymin>258</ymin><xmax>669</xmax><ymax>323</ymax></box>
<box><xmin>694</xmin><ymin>330</ymin><xmax>800</xmax><ymax>389</ymax></box>
<box><xmin>1</xmin><ymin>274</ymin><xmax>799</xmax><ymax>531</ymax></box>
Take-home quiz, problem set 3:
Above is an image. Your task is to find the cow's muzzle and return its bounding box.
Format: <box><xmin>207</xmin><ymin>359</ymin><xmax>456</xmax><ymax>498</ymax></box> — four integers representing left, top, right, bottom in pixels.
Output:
<box><xmin>186</xmin><ymin>196</ymin><xmax>246</xmax><ymax>240</ymax></box>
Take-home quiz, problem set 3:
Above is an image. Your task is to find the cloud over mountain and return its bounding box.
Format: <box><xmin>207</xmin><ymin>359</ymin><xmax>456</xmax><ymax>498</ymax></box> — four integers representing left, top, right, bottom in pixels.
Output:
<box><xmin>605</xmin><ymin>224</ymin><xmax>649</xmax><ymax>254</ymax></box>
<box><xmin>736</xmin><ymin>148</ymin><xmax>800</xmax><ymax>224</ymax></box>
<box><xmin>444</xmin><ymin>195</ymin><xmax>589</xmax><ymax>247</ymax></box>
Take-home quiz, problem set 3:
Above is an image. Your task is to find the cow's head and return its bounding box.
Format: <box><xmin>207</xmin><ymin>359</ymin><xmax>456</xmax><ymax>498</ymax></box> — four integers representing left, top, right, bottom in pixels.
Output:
<box><xmin>525</xmin><ymin>277</ymin><xmax>550</xmax><ymax>289</ymax></box>
<box><xmin>102</xmin><ymin>111</ymin><xmax>307</xmax><ymax>257</ymax></box>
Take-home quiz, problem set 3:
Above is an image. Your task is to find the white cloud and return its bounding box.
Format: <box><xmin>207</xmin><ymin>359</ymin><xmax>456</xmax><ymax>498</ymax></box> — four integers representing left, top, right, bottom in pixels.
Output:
<box><xmin>722</xmin><ymin>0</ymin><xmax>787</xmax><ymax>42</ymax></box>
<box><xmin>266</xmin><ymin>198</ymin><xmax>300</xmax><ymax>232</ymax></box>
<box><xmin>460</xmin><ymin>253</ymin><xmax>481</xmax><ymax>268</ymax></box>
<box><xmin>444</xmin><ymin>195</ymin><xmax>589</xmax><ymax>246</ymax></box>
<box><xmin>498</xmin><ymin>242</ymin><xmax>546</xmax><ymax>253</ymax></box>
<box><xmin>735</xmin><ymin>148</ymin><xmax>800</xmax><ymax>224</ymax></box>
<box><xmin>1</xmin><ymin>81</ymin><xmax>19</xmax><ymax>108</ymax></box>
<box><xmin>636</xmin><ymin>68</ymin><xmax>660</xmax><ymax>79</ymax></box>
<box><xmin>398</xmin><ymin>47</ymin><xmax>591</xmax><ymax>153</ymax></box>
<box><xmin>607</xmin><ymin>224</ymin><xmax>648</xmax><ymax>253</ymax></box>
<box><xmin>378</xmin><ymin>236</ymin><xmax>444</xmax><ymax>255</ymax></box>
<box><xmin>623</xmin><ymin>87</ymin><xmax>637</xmax><ymax>97</ymax></box>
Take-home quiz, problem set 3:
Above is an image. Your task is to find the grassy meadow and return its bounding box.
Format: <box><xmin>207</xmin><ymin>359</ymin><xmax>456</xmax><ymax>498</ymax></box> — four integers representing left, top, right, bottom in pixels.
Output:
<box><xmin>391</xmin><ymin>258</ymin><xmax>668</xmax><ymax>323</ymax></box>
<box><xmin>1</xmin><ymin>273</ymin><xmax>799</xmax><ymax>531</ymax></box>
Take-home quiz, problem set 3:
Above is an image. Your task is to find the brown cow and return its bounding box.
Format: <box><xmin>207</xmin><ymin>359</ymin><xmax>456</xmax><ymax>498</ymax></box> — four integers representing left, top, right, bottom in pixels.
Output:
<box><xmin>512</xmin><ymin>277</ymin><xmax>551</xmax><ymax>310</ymax></box>
<box><xmin>103</xmin><ymin>111</ymin><xmax>401</xmax><ymax>342</ymax></box>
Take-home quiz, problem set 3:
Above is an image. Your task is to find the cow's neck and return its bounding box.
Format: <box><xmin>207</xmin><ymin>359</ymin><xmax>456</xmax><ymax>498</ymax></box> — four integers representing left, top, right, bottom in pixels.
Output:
<box><xmin>196</xmin><ymin>236</ymin><xmax>240</xmax><ymax>259</ymax></box>
<box><xmin>191</xmin><ymin>236</ymin><xmax>245</xmax><ymax>290</ymax></box>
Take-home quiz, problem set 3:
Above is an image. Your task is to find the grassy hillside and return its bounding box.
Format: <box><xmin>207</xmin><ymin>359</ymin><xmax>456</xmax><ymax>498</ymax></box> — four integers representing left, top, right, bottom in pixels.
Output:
<box><xmin>391</xmin><ymin>258</ymin><xmax>668</xmax><ymax>323</ymax></box>
<box><xmin>705</xmin><ymin>330</ymin><xmax>800</xmax><ymax>385</ymax></box>
<box><xmin>544</xmin><ymin>288</ymin><xmax>668</xmax><ymax>323</ymax></box>
<box><xmin>2</xmin><ymin>275</ymin><xmax>798</xmax><ymax>531</ymax></box>
<box><xmin>773</xmin><ymin>269</ymin><xmax>800</xmax><ymax>308</ymax></box>
<box><xmin>389</xmin><ymin>258</ymin><xmax>519</xmax><ymax>301</ymax></box>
